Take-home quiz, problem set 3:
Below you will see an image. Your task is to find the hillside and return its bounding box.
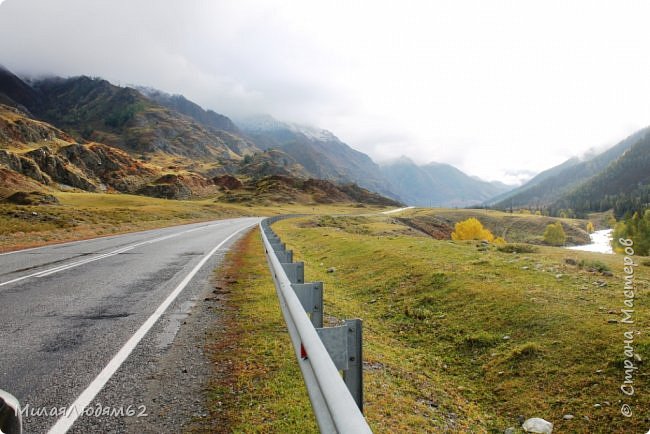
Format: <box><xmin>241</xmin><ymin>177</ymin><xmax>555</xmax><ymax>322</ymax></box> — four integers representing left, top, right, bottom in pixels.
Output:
<box><xmin>237</xmin><ymin>115</ymin><xmax>397</xmax><ymax>198</ymax></box>
<box><xmin>215</xmin><ymin>174</ymin><xmax>402</xmax><ymax>207</ymax></box>
<box><xmin>553</xmin><ymin>130</ymin><xmax>650</xmax><ymax>217</ymax></box>
<box><xmin>31</xmin><ymin>76</ymin><xmax>258</xmax><ymax>161</ymax></box>
<box><xmin>380</xmin><ymin>156</ymin><xmax>513</xmax><ymax>207</ymax></box>
<box><xmin>484</xmin><ymin>157</ymin><xmax>580</xmax><ymax>206</ymax></box>
<box><xmin>137</xmin><ymin>87</ymin><xmax>241</xmax><ymax>134</ymax></box>
<box><xmin>0</xmin><ymin>102</ymin><xmax>402</xmax><ymax>208</ymax></box>
<box><xmin>491</xmin><ymin>128</ymin><xmax>648</xmax><ymax>210</ymax></box>
<box><xmin>0</xmin><ymin>103</ymin><xmax>161</xmax><ymax>195</ymax></box>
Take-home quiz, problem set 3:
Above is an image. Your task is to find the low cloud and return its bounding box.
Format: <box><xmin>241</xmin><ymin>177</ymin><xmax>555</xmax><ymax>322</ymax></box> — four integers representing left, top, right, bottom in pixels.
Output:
<box><xmin>2</xmin><ymin>0</ymin><xmax>650</xmax><ymax>182</ymax></box>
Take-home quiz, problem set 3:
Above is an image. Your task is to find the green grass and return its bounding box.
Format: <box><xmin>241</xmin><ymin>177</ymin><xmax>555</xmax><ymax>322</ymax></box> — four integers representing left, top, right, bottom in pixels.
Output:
<box><xmin>0</xmin><ymin>191</ymin><xmax>385</xmax><ymax>251</ymax></box>
<box><xmin>268</xmin><ymin>214</ymin><xmax>650</xmax><ymax>433</ymax></box>
<box><xmin>198</xmin><ymin>229</ymin><xmax>317</xmax><ymax>433</ymax></box>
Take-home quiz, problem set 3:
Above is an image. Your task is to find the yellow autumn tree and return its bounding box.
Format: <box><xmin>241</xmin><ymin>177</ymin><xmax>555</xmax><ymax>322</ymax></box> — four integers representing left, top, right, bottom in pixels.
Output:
<box><xmin>451</xmin><ymin>217</ymin><xmax>495</xmax><ymax>242</ymax></box>
<box><xmin>586</xmin><ymin>221</ymin><xmax>595</xmax><ymax>233</ymax></box>
<box><xmin>543</xmin><ymin>222</ymin><xmax>566</xmax><ymax>246</ymax></box>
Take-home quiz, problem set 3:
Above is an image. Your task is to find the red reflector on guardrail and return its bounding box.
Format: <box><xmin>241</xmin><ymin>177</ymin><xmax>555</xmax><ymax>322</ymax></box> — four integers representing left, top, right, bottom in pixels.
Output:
<box><xmin>301</xmin><ymin>343</ymin><xmax>308</xmax><ymax>359</ymax></box>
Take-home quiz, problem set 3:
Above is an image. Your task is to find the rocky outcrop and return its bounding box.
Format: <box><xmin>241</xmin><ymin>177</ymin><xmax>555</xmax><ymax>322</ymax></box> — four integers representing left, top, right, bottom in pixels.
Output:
<box><xmin>58</xmin><ymin>143</ymin><xmax>158</xmax><ymax>192</ymax></box>
<box><xmin>137</xmin><ymin>173</ymin><xmax>218</xmax><ymax>200</ymax></box>
<box><xmin>3</xmin><ymin>191</ymin><xmax>59</xmax><ymax>205</ymax></box>
<box><xmin>25</xmin><ymin>147</ymin><xmax>96</xmax><ymax>191</ymax></box>
<box><xmin>0</xmin><ymin>103</ymin><xmax>73</xmax><ymax>146</ymax></box>
<box><xmin>213</xmin><ymin>174</ymin><xmax>243</xmax><ymax>190</ymax></box>
<box><xmin>0</xmin><ymin>150</ymin><xmax>51</xmax><ymax>184</ymax></box>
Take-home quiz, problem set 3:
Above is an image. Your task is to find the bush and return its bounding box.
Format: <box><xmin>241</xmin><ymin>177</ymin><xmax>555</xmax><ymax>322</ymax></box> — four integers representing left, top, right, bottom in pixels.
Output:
<box><xmin>543</xmin><ymin>222</ymin><xmax>566</xmax><ymax>246</ymax></box>
<box><xmin>586</xmin><ymin>221</ymin><xmax>595</xmax><ymax>233</ymax></box>
<box><xmin>463</xmin><ymin>332</ymin><xmax>500</xmax><ymax>349</ymax></box>
<box><xmin>451</xmin><ymin>217</ymin><xmax>494</xmax><ymax>242</ymax></box>
<box><xmin>578</xmin><ymin>259</ymin><xmax>611</xmax><ymax>273</ymax></box>
<box><xmin>497</xmin><ymin>243</ymin><xmax>539</xmax><ymax>254</ymax></box>
<box><xmin>612</xmin><ymin>209</ymin><xmax>650</xmax><ymax>256</ymax></box>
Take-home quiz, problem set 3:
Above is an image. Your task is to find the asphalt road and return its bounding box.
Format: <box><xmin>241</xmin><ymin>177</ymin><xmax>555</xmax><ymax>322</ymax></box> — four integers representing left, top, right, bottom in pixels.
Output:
<box><xmin>0</xmin><ymin>217</ymin><xmax>260</xmax><ymax>433</ymax></box>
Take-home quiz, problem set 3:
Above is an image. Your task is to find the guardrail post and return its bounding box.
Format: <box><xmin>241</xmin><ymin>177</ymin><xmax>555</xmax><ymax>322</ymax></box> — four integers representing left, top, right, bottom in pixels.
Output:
<box><xmin>344</xmin><ymin>319</ymin><xmax>363</xmax><ymax>412</ymax></box>
<box><xmin>292</xmin><ymin>282</ymin><xmax>323</xmax><ymax>328</ymax></box>
<box><xmin>270</xmin><ymin>241</ymin><xmax>286</xmax><ymax>251</ymax></box>
<box><xmin>275</xmin><ymin>249</ymin><xmax>293</xmax><ymax>263</ymax></box>
<box><xmin>316</xmin><ymin>319</ymin><xmax>364</xmax><ymax>412</ymax></box>
<box><xmin>281</xmin><ymin>262</ymin><xmax>304</xmax><ymax>284</ymax></box>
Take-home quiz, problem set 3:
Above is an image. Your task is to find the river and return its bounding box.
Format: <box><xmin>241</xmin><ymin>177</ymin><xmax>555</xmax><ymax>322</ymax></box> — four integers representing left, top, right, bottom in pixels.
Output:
<box><xmin>567</xmin><ymin>229</ymin><xmax>614</xmax><ymax>254</ymax></box>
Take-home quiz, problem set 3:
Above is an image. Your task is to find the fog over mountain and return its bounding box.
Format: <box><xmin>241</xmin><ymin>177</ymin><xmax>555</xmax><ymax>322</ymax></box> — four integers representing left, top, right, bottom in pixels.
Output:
<box><xmin>2</xmin><ymin>0</ymin><xmax>650</xmax><ymax>184</ymax></box>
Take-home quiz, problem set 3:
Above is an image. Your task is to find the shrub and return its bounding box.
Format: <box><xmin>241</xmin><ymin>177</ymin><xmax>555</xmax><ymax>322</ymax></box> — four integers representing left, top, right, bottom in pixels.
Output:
<box><xmin>612</xmin><ymin>209</ymin><xmax>650</xmax><ymax>256</ymax></box>
<box><xmin>578</xmin><ymin>259</ymin><xmax>611</xmax><ymax>273</ymax></box>
<box><xmin>586</xmin><ymin>221</ymin><xmax>595</xmax><ymax>233</ymax></box>
<box><xmin>463</xmin><ymin>332</ymin><xmax>500</xmax><ymax>349</ymax></box>
<box><xmin>506</xmin><ymin>342</ymin><xmax>544</xmax><ymax>362</ymax></box>
<box><xmin>497</xmin><ymin>243</ymin><xmax>539</xmax><ymax>253</ymax></box>
<box><xmin>543</xmin><ymin>222</ymin><xmax>566</xmax><ymax>246</ymax></box>
<box><xmin>451</xmin><ymin>217</ymin><xmax>494</xmax><ymax>242</ymax></box>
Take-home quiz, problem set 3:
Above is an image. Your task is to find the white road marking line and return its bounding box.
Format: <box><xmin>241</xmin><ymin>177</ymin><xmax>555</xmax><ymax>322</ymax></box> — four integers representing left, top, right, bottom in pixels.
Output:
<box><xmin>46</xmin><ymin>223</ymin><xmax>253</xmax><ymax>434</ymax></box>
<box><xmin>0</xmin><ymin>221</ymin><xmax>223</xmax><ymax>256</ymax></box>
<box><xmin>0</xmin><ymin>222</ymin><xmax>225</xmax><ymax>287</ymax></box>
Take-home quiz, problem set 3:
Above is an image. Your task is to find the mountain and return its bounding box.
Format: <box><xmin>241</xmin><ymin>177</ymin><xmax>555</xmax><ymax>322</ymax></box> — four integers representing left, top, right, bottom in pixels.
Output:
<box><xmin>0</xmin><ymin>67</ymin><xmax>402</xmax><ymax>206</ymax></box>
<box><xmin>0</xmin><ymin>102</ymin><xmax>402</xmax><ymax>206</ymax></box>
<box><xmin>0</xmin><ymin>65</ymin><xmax>42</xmax><ymax>113</ymax></box>
<box><xmin>0</xmin><ymin>65</ymin><xmax>512</xmax><ymax>207</ymax></box>
<box><xmin>489</xmin><ymin>128</ymin><xmax>648</xmax><ymax>210</ymax></box>
<box><xmin>237</xmin><ymin>115</ymin><xmax>397</xmax><ymax>198</ymax></box>
<box><xmin>552</xmin><ymin>130</ymin><xmax>650</xmax><ymax>217</ymax></box>
<box><xmin>137</xmin><ymin>87</ymin><xmax>240</xmax><ymax>134</ymax></box>
<box><xmin>0</xmin><ymin>68</ymin><xmax>402</xmax><ymax>196</ymax></box>
<box><xmin>29</xmin><ymin>76</ymin><xmax>259</xmax><ymax>161</ymax></box>
<box><xmin>483</xmin><ymin>157</ymin><xmax>581</xmax><ymax>206</ymax></box>
<box><xmin>379</xmin><ymin>156</ymin><xmax>513</xmax><ymax>207</ymax></box>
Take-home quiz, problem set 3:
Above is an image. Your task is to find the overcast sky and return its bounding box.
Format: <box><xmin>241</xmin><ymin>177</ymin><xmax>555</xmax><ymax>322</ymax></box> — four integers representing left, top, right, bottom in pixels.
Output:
<box><xmin>1</xmin><ymin>0</ymin><xmax>650</xmax><ymax>184</ymax></box>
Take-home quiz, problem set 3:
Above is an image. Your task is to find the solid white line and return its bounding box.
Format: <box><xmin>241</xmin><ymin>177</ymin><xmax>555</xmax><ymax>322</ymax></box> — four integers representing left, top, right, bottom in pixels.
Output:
<box><xmin>0</xmin><ymin>223</ymin><xmax>224</xmax><ymax>287</ymax></box>
<box><xmin>0</xmin><ymin>221</ymin><xmax>222</xmax><ymax>256</ymax></box>
<box><xmin>47</xmin><ymin>223</ymin><xmax>254</xmax><ymax>434</ymax></box>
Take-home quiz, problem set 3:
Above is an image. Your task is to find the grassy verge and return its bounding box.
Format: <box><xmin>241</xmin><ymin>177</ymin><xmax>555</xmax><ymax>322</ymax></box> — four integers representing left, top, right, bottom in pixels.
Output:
<box><xmin>270</xmin><ymin>215</ymin><xmax>649</xmax><ymax>433</ymax></box>
<box><xmin>0</xmin><ymin>191</ymin><xmax>382</xmax><ymax>252</ymax></box>
<box><xmin>200</xmin><ymin>228</ymin><xmax>317</xmax><ymax>433</ymax></box>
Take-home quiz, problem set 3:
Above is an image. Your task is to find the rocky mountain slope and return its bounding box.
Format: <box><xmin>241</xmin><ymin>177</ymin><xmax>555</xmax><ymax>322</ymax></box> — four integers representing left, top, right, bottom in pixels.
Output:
<box><xmin>0</xmin><ymin>103</ymin><xmax>160</xmax><ymax>195</ymax></box>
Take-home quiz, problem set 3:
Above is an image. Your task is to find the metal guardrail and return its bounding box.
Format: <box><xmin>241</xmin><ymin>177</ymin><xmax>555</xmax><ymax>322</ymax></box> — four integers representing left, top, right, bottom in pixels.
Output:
<box><xmin>260</xmin><ymin>217</ymin><xmax>372</xmax><ymax>434</ymax></box>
